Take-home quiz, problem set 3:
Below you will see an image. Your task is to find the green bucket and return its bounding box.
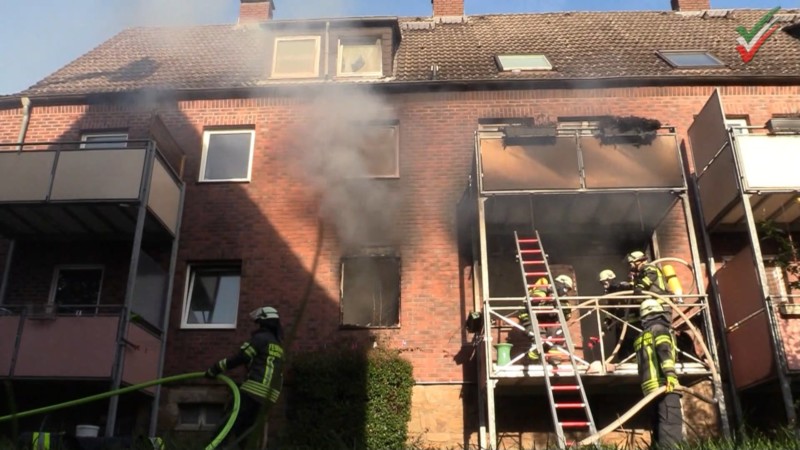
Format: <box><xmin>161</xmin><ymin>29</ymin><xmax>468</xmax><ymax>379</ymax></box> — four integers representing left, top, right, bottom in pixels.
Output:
<box><xmin>494</xmin><ymin>343</ymin><xmax>513</xmax><ymax>366</ymax></box>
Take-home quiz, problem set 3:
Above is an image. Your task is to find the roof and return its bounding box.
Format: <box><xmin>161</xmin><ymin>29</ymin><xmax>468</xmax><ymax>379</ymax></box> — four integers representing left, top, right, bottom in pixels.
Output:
<box><xmin>16</xmin><ymin>9</ymin><xmax>800</xmax><ymax>97</ymax></box>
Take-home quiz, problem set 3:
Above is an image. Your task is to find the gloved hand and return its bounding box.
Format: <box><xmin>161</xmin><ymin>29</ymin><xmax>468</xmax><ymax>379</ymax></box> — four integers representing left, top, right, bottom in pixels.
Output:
<box><xmin>665</xmin><ymin>375</ymin><xmax>680</xmax><ymax>393</ymax></box>
<box><xmin>205</xmin><ymin>363</ymin><xmax>222</xmax><ymax>379</ymax></box>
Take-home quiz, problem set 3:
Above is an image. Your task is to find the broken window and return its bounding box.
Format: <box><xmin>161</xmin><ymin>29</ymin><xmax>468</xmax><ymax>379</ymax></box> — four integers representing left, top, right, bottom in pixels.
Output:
<box><xmin>272</xmin><ymin>36</ymin><xmax>321</xmax><ymax>78</ymax></box>
<box><xmin>557</xmin><ymin>119</ymin><xmax>600</xmax><ymax>136</ymax></box>
<box><xmin>351</xmin><ymin>122</ymin><xmax>399</xmax><ymax>178</ymax></box>
<box><xmin>49</xmin><ymin>266</ymin><xmax>104</xmax><ymax>315</ymax></box>
<box><xmin>338</xmin><ymin>37</ymin><xmax>383</xmax><ymax>77</ymax></box>
<box><xmin>341</xmin><ymin>255</ymin><xmax>400</xmax><ymax>327</ymax></box>
<box><xmin>181</xmin><ymin>264</ymin><xmax>241</xmax><ymax>329</ymax></box>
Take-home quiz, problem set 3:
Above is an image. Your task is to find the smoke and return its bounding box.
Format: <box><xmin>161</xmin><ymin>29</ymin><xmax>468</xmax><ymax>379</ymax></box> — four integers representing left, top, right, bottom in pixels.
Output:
<box><xmin>291</xmin><ymin>88</ymin><xmax>403</xmax><ymax>251</ymax></box>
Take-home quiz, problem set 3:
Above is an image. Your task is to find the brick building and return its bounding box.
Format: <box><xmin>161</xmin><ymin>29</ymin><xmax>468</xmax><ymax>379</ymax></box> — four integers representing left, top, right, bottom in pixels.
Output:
<box><xmin>0</xmin><ymin>0</ymin><xmax>799</xmax><ymax>448</ymax></box>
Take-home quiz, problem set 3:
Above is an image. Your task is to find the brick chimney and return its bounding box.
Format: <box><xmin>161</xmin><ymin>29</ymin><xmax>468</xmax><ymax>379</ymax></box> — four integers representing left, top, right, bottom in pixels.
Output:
<box><xmin>239</xmin><ymin>0</ymin><xmax>274</xmax><ymax>23</ymax></box>
<box><xmin>671</xmin><ymin>0</ymin><xmax>711</xmax><ymax>11</ymax></box>
<box><xmin>432</xmin><ymin>0</ymin><xmax>464</xmax><ymax>16</ymax></box>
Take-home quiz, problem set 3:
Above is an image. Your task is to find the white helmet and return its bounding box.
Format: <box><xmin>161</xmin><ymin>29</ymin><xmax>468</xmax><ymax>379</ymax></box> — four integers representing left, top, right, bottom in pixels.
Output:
<box><xmin>554</xmin><ymin>275</ymin><xmax>574</xmax><ymax>291</ymax></box>
<box><xmin>598</xmin><ymin>269</ymin><xmax>616</xmax><ymax>282</ymax></box>
<box><xmin>640</xmin><ymin>299</ymin><xmax>665</xmax><ymax>318</ymax></box>
<box><xmin>250</xmin><ymin>306</ymin><xmax>279</xmax><ymax>322</ymax></box>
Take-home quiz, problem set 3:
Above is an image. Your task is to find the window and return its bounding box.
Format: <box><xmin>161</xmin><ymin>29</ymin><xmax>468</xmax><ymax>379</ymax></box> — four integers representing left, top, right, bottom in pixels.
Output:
<box><xmin>272</xmin><ymin>36</ymin><xmax>321</xmax><ymax>78</ymax></box>
<box><xmin>181</xmin><ymin>265</ymin><xmax>241</xmax><ymax>329</ymax></box>
<box><xmin>176</xmin><ymin>403</ymin><xmax>223</xmax><ymax>431</ymax></box>
<box><xmin>80</xmin><ymin>132</ymin><xmax>128</xmax><ymax>149</ymax></box>
<box><xmin>351</xmin><ymin>123</ymin><xmax>399</xmax><ymax>178</ymax></box>
<box><xmin>656</xmin><ymin>51</ymin><xmax>725</xmax><ymax>68</ymax></box>
<box><xmin>725</xmin><ymin>117</ymin><xmax>750</xmax><ymax>135</ymax></box>
<box><xmin>338</xmin><ymin>37</ymin><xmax>383</xmax><ymax>77</ymax></box>
<box><xmin>199</xmin><ymin>129</ymin><xmax>255</xmax><ymax>182</ymax></box>
<box><xmin>341</xmin><ymin>255</ymin><xmax>400</xmax><ymax>327</ymax></box>
<box><xmin>495</xmin><ymin>54</ymin><xmax>553</xmax><ymax>71</ymax></box>
<box><xmin>557</xmin><ymin>119</ymin><xmax>600</xmax><ymax>136</ymax></box>
<box><xmin>49</xmin><ymin>266</ymin><xmax>104</xmax><ymax>315</ymax></box>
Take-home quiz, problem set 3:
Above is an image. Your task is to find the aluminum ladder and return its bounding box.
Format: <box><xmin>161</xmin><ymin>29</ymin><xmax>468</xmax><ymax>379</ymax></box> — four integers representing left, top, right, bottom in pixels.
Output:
<box><xmin>514</xmin><ymin>230</ymin><xmax>599</xmax><ymax>449</ymax></box>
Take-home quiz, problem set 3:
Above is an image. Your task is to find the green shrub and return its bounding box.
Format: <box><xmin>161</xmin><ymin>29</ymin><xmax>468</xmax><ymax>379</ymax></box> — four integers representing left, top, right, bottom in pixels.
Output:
<box><xmin>284</xmin><ymin>347</ymin><xmax>413</xmax><ymax>450</ymax></box>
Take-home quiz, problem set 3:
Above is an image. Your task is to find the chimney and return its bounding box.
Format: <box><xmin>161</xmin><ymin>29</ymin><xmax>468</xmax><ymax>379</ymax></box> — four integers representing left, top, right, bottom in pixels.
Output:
<box><xmin>670</xmin><ymin>0</ymin><xmax>711</xmax><ymax>11</ymax></box>
<box><xmin>239</xmin><ymin>0</ymin><xmax>274</xmax><ymax>23</ymax></box>
<box><xmin>431</xmin><ymin>0</ymin><xmax>464</xmax><ymax>16</ymax></box>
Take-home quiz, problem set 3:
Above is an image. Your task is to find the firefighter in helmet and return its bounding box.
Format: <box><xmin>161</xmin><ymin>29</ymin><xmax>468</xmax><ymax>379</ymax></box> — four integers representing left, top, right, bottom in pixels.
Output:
<box><xmin>627</xmin><ymin>251</ymin><xmax>670</xmax><ymax>296</ymax></box>
<box><xmin>634</xmin><ymin>299</ymin><xmax>683</xmax><ymax>447</ymax></box>
<box><xmin>206</xmin><ymin>306</ymin><xmax>284</xmax><ymax>449</ymax></box>
<box><xmin>519</xmin><ymin>274</ymin><xmax>574</xmax><ymax>365</ymax></box>
<box><xmin>598</xmin><ymin>269</ymin><xmax>637</xmax><ymax>360</ymax></box>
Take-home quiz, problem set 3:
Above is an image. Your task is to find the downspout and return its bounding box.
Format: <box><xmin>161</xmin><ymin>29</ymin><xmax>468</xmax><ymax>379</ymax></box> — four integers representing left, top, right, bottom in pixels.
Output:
<box><xmin>17</xmin><ymin>97</ymin><xmax>31</xmax><ymax>151</ymax></box>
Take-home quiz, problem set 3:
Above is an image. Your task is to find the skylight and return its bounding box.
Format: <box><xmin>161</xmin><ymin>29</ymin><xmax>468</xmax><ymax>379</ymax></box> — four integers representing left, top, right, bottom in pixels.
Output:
<box><xmin>657</xmin><ymin>51</ymin><xmax>725</xmax><ymax>68</ymax></box>
<box><xmin>496</xmin><ymin>54</ymin><xmax>553</xmax><ymax>71</ymax></box>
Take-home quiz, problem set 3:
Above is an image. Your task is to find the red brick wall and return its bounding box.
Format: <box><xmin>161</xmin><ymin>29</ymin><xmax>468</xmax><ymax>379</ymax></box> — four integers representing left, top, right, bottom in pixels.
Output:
<box><xmin>432</xmin><ymin>0</ymin><xmax>464</xmax><ymax>16</ymax></box>
<box><xmin>1</xmin><ymin>85</ymin><xmax>800</xmax><ymax>384</ymax></box>
<box><xmin>239</xmin><ymin>1</ymin><xmax>273</xmax><ymax>23</ymax></box>
<box><xmin>671</xmin><ymin>0</ymin><xmax>711</xmax><ymax>11</ymax></box>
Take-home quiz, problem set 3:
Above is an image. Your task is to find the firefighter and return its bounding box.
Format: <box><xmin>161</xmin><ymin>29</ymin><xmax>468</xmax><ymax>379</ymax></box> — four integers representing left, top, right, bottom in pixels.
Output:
<box><xmin>598</xmin><ymin>269</ymin><xmax>637</xmax><ymax>361</ymax></box>
<box><xmin>634</xmin><ymin>299</ymin><xmax>683</xmax><ymax>448</ymax></box>
<box><xmin>519</xmin><ymin>275</ymin><xmax>574</xmax><ymax>365</ymax></box>
<box><xmin>206</xmin><ymin>306</ymin><xmax>284</xmax><ymax>449</ymax></box>
<box><xmin>627</xmin><ymin>251</ymin><xmax>670</xmax><ymax>296</ymax></box>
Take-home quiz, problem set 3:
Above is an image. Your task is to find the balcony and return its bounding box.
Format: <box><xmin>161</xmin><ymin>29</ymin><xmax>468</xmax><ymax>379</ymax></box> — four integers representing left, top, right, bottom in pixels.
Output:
<box><xmin>0</xmin><ymin>306</ymin><xmax>159</xmax><ymax>387</ymax></box>
<box><xmin>0</xmin><ymin>138</ymin><xmax>182</xmax><ymax>239</ymax></box>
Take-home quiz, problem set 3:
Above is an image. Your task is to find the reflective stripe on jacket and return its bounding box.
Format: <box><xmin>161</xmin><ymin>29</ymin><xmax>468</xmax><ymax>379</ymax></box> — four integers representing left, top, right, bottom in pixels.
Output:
<box><xmin>634</xmin><ymin>321</ymin><xmax>677</xmax><ymax>395</ymax></box>
<box><xmin>215</xmin><ymin>328</ymin><xmax>284</xmax><ymax>403</ymax></box>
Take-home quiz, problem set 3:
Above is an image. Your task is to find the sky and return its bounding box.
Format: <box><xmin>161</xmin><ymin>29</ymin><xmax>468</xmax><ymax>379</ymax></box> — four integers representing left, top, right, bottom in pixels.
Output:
<box><xmin>0</xmin><ymin>0</ymin><xmax>791</xmax><ymax>95</ymax></box>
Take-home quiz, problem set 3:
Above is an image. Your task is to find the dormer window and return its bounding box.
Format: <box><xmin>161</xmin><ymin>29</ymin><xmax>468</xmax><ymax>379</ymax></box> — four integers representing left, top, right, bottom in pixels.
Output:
<box><xmin>656</xmin><ymin>50</ymin><xmax>725</xmax><ymax>68</ymax></box>
<box><xmin>272</xmin><ymin>36</ymin><xmax>321</xmax><ymax>79</ymax></box>
<box><xmin>338</xmin><ymin>37</ymin><xmax>383</xmax><ymax>77</ymax></box>
<box><xmin>495</xmin><ymin>54</ymin><xmax>553</xmax><ymax>71</ymax></box>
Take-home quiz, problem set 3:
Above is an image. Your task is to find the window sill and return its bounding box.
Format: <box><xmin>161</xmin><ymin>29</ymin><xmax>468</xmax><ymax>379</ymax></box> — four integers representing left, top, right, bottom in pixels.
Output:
<box><xmin>197</xmin><ymin>179</ymin><xmax>251</xmax><ymax>184</ymax></box>
<box><xmin>778</xmin><ymin>303</ymin><xmax>800</xmax><ymax>317</ymax></box>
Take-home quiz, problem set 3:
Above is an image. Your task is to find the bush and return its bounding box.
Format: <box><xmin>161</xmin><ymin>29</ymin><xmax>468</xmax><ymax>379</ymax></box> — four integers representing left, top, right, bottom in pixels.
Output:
<box><xmin>283</xmin><ymin>347</ymin><xmax>413</xmax><ymax>450</ymax></box>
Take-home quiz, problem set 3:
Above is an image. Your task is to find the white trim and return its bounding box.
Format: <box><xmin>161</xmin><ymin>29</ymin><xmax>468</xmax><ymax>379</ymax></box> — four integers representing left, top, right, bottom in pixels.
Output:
<box><xmin>48</xmin><ymin>265</ymin><xmax>105</xmax><ymax>315</ymax></box>
<box><xmin>271</xmin><ymin>35</ymin><xmax>321</xmax><ymax>79</ymax></box>
<box><xmin>336</xmin><ymin>37</ymin><xmax>383</xmax><ymax>78</ymax></box>
<box><xmin>79</xmin><ymin>132</ymin><xmax>129</xmax><ymax>149</ymax></box>
<box><xmin>495</xmin><ymin>54</ymin><xmax>553</xmax><ymax>71</ymax></box>
<box><xmin>180</xmin><ymin>264</ymin><xmax>241</xmax><ymax>330</ymax></box>
<box><xmin>725</xmin><ymin>117</ymin><xmax>750</xmax><ymax>135</ymax></box>
<box><xmin>199</xmin><ymin>129</ymin><xmax>255</xmax><ymax>183</ymax></box>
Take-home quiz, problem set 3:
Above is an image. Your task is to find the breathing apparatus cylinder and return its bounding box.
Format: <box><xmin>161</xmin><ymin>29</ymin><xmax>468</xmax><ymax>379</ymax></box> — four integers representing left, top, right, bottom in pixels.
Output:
<box><xmin>662</xmin><ymin>264</ymin><xmax>684</xmax><ymax>304</ymax></box>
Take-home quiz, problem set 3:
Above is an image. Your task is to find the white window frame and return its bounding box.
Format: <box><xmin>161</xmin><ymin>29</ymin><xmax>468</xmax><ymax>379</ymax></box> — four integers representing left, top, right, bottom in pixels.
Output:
<box><xmin>199</xmin><ymin>129</ymin><xmax>255</xmax><ymax>183</ymax></box>
<box><xmin>271</xmin><ymin>36</ymin><xmax>321</xmax><ymax>79</ymax></box>
<box><xmin>495</xmin><ymin>54</ymin><xmax>553</xmax><ymax>71</ymax></box>
<box><xmin>180</xmin><ymin>264</ymin><xmax>241</xmax><ymax>330</ymax></box>
<box><xmin>557</xmin><ymin>120</ymin><xmax>600</xmax><ymax>136</ymax></box>
<box><xmin>337</xmin><ymin>37</ymin><xmax>383</xmax><ymax>78</ymax></box>
<box><xmin>48</xmin><ymin>265</ymin><xmax>105</xmax><ymax>315</ymax></box>
<box><xmin>80</xmin><ymin>132</ymin><xmax>129</xmax><ymax>149</ymax></box>
<box><xmin>175</xmin><ymin>403</ymin><xmax>224</xmax><ymax>431</ymax></box>
<box><xmin>725</xmin><ymin>117</ymin><xmax>750</xmax><ymax>135</ymax></box>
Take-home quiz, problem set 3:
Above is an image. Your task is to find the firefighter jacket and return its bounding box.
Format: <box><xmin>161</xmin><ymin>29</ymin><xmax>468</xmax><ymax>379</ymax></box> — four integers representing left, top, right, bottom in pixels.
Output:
<box><xmin>633</xmin><ymin>263</ymin><xmax>669</xmax><ymax>296</ymax></box>
<box><xmin>212</xmin><ymin>328</ymin><xmax>284</xmax><ymax>403</ymax></box>
<box><xmin>633</xmin><ymin>318</ymin><xmax>678</xmax><ymax>395</ymax></box>
<box><xmin>527</xmin><ymin>277</ymin><xmax>571</xmax><ymax>318</ymax></box>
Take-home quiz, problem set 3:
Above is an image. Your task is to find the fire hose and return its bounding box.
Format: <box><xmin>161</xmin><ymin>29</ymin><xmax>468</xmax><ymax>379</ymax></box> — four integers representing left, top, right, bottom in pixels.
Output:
<box><xmin>0</xmin><ymin>372</ymin><xmax>239</xmax><ymax>450</ymax></box>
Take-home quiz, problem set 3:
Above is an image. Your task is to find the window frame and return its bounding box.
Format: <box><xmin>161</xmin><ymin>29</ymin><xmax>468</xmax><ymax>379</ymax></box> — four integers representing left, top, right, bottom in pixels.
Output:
<box><xmin>348</xmin><ymin>122</ymin><xmax>400</xmax><ymax>179</ymax></box>
<box><xmin>336</xmin><ymin>37</ymin><xmax>383</xmax><ymax>78</ymax></box>
<box><xmin>48</xmin><ymin>265</ymin><xmax>105</xmax><ymax>316</ymax></box>
<box><xmin>199</xmin><ymin>129</ymin><xmax>256</xmax><ymax>183</ymax></box>
<box><xmin>339</xmin><ymin>254</ymin><xmax>401</xmax><ymax>329</ymax></box>
<box><xmin>271</xmin><ymin>35</ymin><xmax>322</xmax><ymax>79</ymax></box>
<box><xmin>180</xmin><ymin>263</ymin><xmax>242</xmax><ymax>330</ymax></box>
<box><xmin>656</xmin><ymin>50</ymin><xmax>725</xmax><ymax>69</ymax></box>
<box><xmin>495</xmin><ymin>54</ymin><xmax>553</xmax><ymax>72</ymax></box>
<box><xmin>175</xmin><ymin>403</ymin><xmax>224</xmax><ymax>431</ymax></box>
<box><xmin>557</xmin><ymin>119</ymin><xmax>601</xmax><ymax>136</ymax></box>
<box><xmin>725</xmin><ymin>117</ymin><xmax>750</xmax><ymax>135</ymax></box>
<box><xmin>80</xmin><ymin>132</ymin><xmax>129</xmax><ymax>149</ymax></box>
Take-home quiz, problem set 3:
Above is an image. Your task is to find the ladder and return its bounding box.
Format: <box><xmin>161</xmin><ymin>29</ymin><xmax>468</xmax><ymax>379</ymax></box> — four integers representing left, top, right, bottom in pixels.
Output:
<box><xmin>514</xmin><ymin>230</ymin><xmax>598</xmax><ymax>449</ymax></box>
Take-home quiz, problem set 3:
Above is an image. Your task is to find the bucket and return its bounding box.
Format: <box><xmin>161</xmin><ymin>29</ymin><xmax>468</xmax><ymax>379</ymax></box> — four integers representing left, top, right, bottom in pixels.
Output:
<box><xmin>75</xmin><ymin>425</ymin><xmax>100</xmax><ymax>438</ymax></box>
<box><xmin>494</xmin><ymin>343</ymin><xmax>513</xmax><ymax>366</ymax></box>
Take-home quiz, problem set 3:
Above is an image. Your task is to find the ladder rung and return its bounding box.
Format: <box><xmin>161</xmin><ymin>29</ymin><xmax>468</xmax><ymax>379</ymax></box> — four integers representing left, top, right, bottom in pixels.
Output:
<box><xmin>560</xmin><ymin>421</ymin><xmax>590</xmax><ymax>428</ymax></box>
<box><xmin>524</xmin><ymin>271</ymin><xmax>548</xmax><ymax>277</ymax></box>
<box><xmin>554</xmin><ymin>402</ymin><xmax>585</xmax><ymax>409</ymax></box>
<box><xmin>551</xmin><ymin>385</ymin><xmax>580</xmax><ymax>391</ymax></box>
<box><xmin>521</xmin><ymin>261</ymin><xmax>545</xmax><ymax>265</ymax></box>
<box><xmin>517</xmin><ymin>238</ymin><xmax>539</xmax><ymax>243</ymax></box>
<box><xmin>519</xmin><ymin>249</ymin><xmax>542</xmax><ymax>254</ymax></box>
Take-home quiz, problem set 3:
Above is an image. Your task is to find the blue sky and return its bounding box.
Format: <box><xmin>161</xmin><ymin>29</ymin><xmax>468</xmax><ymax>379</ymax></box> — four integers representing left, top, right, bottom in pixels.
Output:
<box><xmin>0</xmin><ymin>0</ymin><xmax>789</xmax><ymax>95</ymax></box>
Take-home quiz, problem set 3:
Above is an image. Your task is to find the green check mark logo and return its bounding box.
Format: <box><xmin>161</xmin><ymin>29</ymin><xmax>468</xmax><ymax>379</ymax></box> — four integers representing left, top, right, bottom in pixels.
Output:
<box><xmin>736</xmin><ymin>6</ymin><xmax>780</xmax><ymax>41</ymax></box>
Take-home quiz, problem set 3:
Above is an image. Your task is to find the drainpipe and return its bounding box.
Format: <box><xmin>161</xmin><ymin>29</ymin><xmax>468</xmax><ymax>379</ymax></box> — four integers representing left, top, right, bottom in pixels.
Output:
<box><xmin>17</xmin><ymin>97</ymin><xmax>31</xmax><ymax>151</ymax></box>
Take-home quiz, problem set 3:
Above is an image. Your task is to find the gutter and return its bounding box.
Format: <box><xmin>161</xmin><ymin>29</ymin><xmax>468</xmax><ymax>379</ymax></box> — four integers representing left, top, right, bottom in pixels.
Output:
<box><xmin>1</xmin><ymin>75</ymin><xmax>799</xmax><ymax>108</ymax></box>
<box><xmin>16</xmin><ymin>97</ymin><xmax>31</xmax><ymax>150</ymax></box>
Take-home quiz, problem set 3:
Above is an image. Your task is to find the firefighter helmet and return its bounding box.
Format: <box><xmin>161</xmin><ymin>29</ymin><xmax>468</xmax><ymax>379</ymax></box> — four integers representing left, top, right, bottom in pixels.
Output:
<box><xmin>554</xmin><ymin>275</ymin><xmax>574</xmax><ymax>291</ymax></box>
<box><xmin>640</xmin><ymin>299</ymin><xmax>666</xmax><ymax>318</ymax></box>
<box><xmin>250</xmin><ymin>306</ymin><xmax>279</xmax><ymax>322</ymax></box>
<box><xmin>626</xmin><ymin>251</ymin><xmax>647</xmax><ymax>263</ymax></box>
<box><xmin>598</xmin><ymin>269</ymin><xmax>616</xmax><ymax>282</ymax></box>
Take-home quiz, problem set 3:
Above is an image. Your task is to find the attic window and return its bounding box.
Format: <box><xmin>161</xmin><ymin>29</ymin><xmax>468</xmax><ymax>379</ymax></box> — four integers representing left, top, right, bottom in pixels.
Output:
<box><xmin>272</xmin><ymin>36</ymin><xmax>321</xmax><ymax>79</ymax></box>
<box><xmin>495</xmin><ymin>55</ymin><xmax>553</xmax><ymax>71</ymax></box>
<box><xmin>657</xmin><ymin>50</ymin><xmax>724</xmax><ymax>68</ymax></box>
